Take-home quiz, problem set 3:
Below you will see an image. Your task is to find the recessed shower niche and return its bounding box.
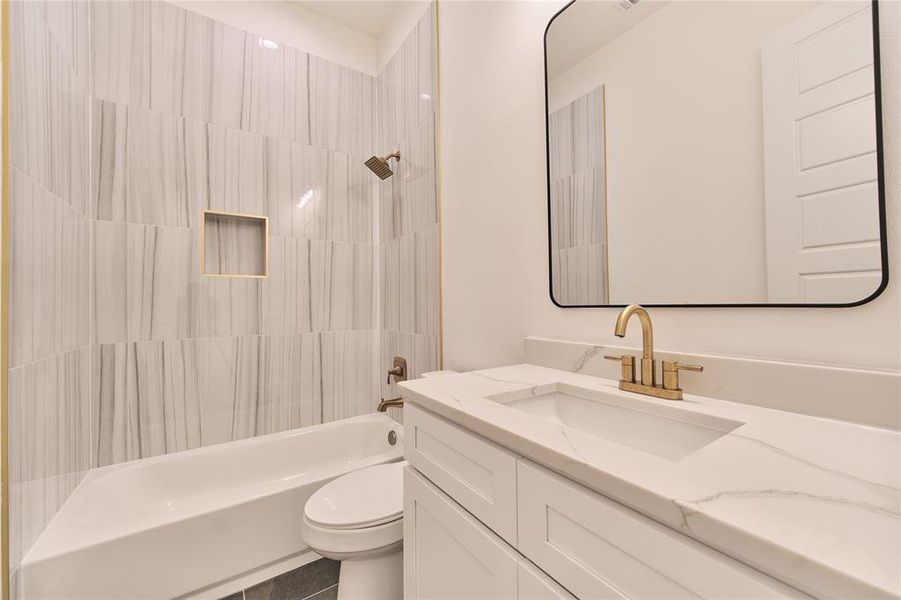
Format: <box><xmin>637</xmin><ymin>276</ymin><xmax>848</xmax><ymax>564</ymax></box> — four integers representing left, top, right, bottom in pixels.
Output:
<box><xmin>202</xmin><ymin>210</ymin><xmax>269</xmax><ymax>278</ymax></box>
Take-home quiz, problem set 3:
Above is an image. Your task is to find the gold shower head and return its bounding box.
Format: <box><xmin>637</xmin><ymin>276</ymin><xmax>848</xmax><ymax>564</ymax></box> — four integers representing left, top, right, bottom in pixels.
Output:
<box><xmin>364</xmin><ymin>151</ymin><xmax>401</xmax><ymax>180</ymax></box>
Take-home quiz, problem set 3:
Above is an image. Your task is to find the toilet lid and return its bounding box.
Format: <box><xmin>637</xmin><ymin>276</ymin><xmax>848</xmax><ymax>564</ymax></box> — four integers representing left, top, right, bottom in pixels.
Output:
<box><xmin>304</xmin><ymin>462</ymin><xmax>404</xmax><ymax>529</ymax></box>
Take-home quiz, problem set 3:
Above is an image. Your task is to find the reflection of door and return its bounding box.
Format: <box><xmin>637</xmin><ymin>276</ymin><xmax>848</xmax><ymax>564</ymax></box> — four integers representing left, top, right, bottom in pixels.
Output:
<box><xmin>762</xmin><ymin>1</ymin><xmax>881</xmax><ymax>303</ymax></box>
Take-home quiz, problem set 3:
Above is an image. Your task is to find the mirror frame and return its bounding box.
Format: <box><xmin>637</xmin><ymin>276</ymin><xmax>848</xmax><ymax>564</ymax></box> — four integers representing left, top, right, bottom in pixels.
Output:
<box><xmin>543</xmin><ymin>0</ymin><xmax>888</xmax><ymax>308</ymax></box>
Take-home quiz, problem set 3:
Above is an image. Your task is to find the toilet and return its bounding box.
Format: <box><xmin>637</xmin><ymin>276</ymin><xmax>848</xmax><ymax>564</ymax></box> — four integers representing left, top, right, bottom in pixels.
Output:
<box><xmin>302</xmin><ymin>461</ymin><xmax>406</xmax><ymax>599</ymax></box>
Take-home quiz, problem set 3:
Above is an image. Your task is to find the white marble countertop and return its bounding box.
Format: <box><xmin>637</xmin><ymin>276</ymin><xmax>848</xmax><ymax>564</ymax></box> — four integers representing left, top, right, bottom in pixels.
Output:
<box><xmin>399</xmin><ymin>364</ymin><xmax>901</xmax><ymax>599</ymax></box>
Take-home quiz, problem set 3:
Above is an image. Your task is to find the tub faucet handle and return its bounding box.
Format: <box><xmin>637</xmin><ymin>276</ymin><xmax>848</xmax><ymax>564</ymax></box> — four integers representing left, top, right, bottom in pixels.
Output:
<box><xmin>387</xmin><ymin>356</ymin><xmax>407</xmax><ymax>385</ymax></box>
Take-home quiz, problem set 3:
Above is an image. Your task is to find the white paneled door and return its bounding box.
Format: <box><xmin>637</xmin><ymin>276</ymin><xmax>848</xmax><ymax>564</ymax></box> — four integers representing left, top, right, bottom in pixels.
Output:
<box><xmin>762</xmin><ymin>1</ymin><xmax>882</xmax><ymax>303</ymax></box>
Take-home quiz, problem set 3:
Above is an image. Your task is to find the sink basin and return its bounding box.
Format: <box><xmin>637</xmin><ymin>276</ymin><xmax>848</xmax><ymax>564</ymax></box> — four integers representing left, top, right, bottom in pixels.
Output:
<box><xmin>488</xmin><ymin>383</ymin><xmax>743</xmax><ymax>460</ymax></box>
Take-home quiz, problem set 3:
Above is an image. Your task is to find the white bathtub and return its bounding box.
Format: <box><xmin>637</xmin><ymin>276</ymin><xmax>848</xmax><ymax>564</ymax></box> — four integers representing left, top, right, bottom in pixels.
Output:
<box><xmin>17</xmin><ymin>414</ymin><xmax>404</xmax><ymax>599</ymax></box>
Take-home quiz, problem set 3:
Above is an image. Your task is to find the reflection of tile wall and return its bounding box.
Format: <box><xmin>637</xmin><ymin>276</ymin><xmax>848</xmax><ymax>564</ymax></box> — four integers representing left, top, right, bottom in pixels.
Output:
<box><xmin>377</xmin><ymin>6</ymin><xmax>441</xmax><ymax>413</ymax></box>
<box><xmin>8</xmin><ymin>0</ymin><xmax>92</xmax><ymax>572</ymax></box>
<box><xmin>548</xmin><ymin>87</ymin><xmax>608</xmax><ymax>305</ymax></box>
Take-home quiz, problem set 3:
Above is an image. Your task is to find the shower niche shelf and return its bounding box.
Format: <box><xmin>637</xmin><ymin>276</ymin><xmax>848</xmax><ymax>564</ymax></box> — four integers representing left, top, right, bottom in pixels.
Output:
<box><xmin>202</xmin><ymin>210</ymin><xmax>269</xmax><ymax>278</ymax></box>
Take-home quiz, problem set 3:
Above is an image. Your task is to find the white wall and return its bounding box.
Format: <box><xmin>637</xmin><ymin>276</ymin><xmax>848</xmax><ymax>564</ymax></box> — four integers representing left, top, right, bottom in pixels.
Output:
<box><xmin>439</xmin><ymin>0</ymin><xmax>900</xmax><ymax>372</ymax></box>
<box><xmin>172</xmin><ymin>1</ymin><xmax>379</xmax><ymax>74</ymax></box>
<box><xmin>549</xmin><ymin>1</ymin><xmax>817</xmax><ymax>304</ymax></box>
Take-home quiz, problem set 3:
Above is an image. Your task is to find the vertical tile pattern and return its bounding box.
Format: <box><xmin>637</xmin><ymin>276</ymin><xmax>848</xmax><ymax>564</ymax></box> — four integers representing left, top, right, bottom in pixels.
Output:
<box><xmin>548</xmin><ymin>87</ymin><xmax>608</xmax><ymax>305</ymax></box>
<box><xmin>9</xmin><ymin>0</ymin><xmax>439</xmax><ymax>581</ymax></box>
<box><xmin>88</xmin><ymin>0</ymin><xmax>384</xmax><ymax>467</ymax></box>
<box><xmin>377</xmin><ymin>5</ymin><xmax>441</xmax><ymax>419</ymax></box>
<box><xmin>8</xmin><ymin>0</ymin><xmax>92</xmax><ymax>574</ymax></box>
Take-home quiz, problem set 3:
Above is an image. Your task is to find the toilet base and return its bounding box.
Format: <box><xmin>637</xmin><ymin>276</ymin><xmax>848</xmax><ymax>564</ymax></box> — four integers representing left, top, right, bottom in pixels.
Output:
<box><xmin>336</xmin><ymin>548</ymin><xmax>403</xmax><ymax>600</ymax></box>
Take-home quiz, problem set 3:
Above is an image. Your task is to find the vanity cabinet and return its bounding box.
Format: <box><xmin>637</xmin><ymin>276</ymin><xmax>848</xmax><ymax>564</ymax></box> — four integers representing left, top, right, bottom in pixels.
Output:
<box><xmin>404</xmin><ymin>404</ymin><xmax>806</xmax><ymax>599</ymax></box>
<box><xmin>404</xmin><ymin>466</ymin><xmax>570</xmax><ymax>599</ymax></box>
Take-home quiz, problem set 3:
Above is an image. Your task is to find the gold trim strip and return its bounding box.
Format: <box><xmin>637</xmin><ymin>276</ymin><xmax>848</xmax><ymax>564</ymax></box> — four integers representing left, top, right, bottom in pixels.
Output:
<box><xmin>434</xmin><ymin>0</ymin><xmax>444</xmax><ymax>370</ymax></box>
<box><xmin>2</xmin><ymin>0</ymin><xmax>12</xmax><ymax>595</ymax></box>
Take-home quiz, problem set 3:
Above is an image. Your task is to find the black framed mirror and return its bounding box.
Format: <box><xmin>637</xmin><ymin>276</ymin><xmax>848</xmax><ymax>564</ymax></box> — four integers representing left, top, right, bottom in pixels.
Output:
<box><xmin>544</xmin><ymin>0</ymin><xmax>887</xmax><ymax>307</ymax></box>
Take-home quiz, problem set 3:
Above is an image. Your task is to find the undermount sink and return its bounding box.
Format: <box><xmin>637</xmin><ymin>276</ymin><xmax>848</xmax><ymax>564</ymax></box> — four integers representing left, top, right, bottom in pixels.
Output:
<box><xmin>488</xmin><ymin>383</ymin><xmax>743</xmax><ymax>461</ymax></box>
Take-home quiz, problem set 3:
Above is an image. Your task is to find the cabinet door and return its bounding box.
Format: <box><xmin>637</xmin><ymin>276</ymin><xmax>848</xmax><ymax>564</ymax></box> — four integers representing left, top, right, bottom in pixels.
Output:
<box><xmin>405</xmin><ymin>403</ymin><xmax>519</xmax><ymax>543</ymax></box>
<box><xmin>518</xmin><ymin>460</ymin><xmax>805</xmax><ymax>599</ymax></box>
<box><xmin>404</xmin><ymin>466</ymin><xmax>518</xmax><ymax>599</ymax></box>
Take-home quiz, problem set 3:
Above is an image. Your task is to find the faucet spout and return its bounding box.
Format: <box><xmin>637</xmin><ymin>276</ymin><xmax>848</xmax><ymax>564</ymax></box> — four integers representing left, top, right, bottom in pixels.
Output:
<box><xmin>614</xmin><ymin>304</ymin><xmax>654</xmax><ymax>360</ymax></box>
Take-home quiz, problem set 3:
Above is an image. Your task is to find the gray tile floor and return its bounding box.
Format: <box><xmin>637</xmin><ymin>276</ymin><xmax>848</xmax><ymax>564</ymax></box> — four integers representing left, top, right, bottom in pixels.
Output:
<box><xmin>220</xmin><ymin>558</ymin><xmax>340</xmax><ymax>600</ymax></box>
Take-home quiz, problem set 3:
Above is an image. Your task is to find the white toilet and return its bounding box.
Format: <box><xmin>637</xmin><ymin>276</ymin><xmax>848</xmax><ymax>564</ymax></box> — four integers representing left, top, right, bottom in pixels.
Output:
<box><xmin>302</xmin><ymin>461</ymin><xmax>405</xmax><ymax>600</ymax></box>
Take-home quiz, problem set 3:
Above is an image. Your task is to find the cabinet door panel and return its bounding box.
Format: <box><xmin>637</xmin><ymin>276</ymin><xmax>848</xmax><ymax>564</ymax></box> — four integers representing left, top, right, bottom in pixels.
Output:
<box><xmin>405</xmin><ymin>404</ymin><xmax>518</xmax><ymax>543</ymax></box>
<box><xmin>517</xmin><ymin>460</ymin><xmax>805</xmax><ymax>599</ymax></box>
<box><xmin>404</xmin><ymin>467</ymin><xmax>518</xmax><ymax>599</ymax></box>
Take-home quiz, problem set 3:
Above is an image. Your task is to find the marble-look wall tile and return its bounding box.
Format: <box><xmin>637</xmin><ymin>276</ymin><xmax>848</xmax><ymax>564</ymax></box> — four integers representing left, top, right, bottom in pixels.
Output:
<box><xmin>190</xmin><ymin>334</ymin><xmax>322</xmax><ymax>446</ymax></box>
<box><xmin>92</xmin><ymin>340</ymin><xmax>202</xmax><ymax>466</ymax></box>
<box><xmin>11</xmin><ymin>0</ymin><xmax>90</xmax><ymax>216</ymax></box>
<box><xmin>94</xmin><ymin>222</ymin><xmax>199</xmax><ymax>343</ymax></box>
<box><xmin>261</xmin><ymin>237</ymin><xmax>312</xmax><ymax>335</ymax></box>
<box><xmin>264</xmin><ymin>139</ymin><xmax>373</xmax><ymax>243</ymax></box>
<box><xmin>548</xmin><ymin>86</ymin><xmax>604</xmax><ymax>184</ymax></box>
<box><xmin>379</xmin><ymin>116</ymin><xmax>437</xmax><ymax>242</ymax></box>
<box><xmin>549</xmin><ymin>87</ymin><xmax>606</xmax><ymax>303</ymax></box>
<box><xmin>9</xmin><ymin>348</ymin><xmax>91</xmax><ymax>568</ymax></box>
<box><xmin>376</xmin><ymin>4</ymin><xmax>435</xmax><ymax>152</ymax></box>
<box><xmin>91</xmin><ymin>1</ymin><xmax>373</xmax><ymax>155</ymax></box>
<box><xmin>92</xmin><ymin>100</ymin><xmax>208</xmax><ymax>226</ymax></box>
<box><xmin>92</xmin><ymin>99</ymin><xmax>127</xmax><ymax>221</ymax></box>
<box><xmin>311</xmin><ymin>241</ymin><xmax>375</xmax><ymax>332</ymax></box>
<box><xmin>199</xmin><ymin>276</ymin><xmax>261</xmax><ymax>339</ymax></box>
<box><xmin>83</xmin><ymin>0</ymin><xmax>389</xmax><ymax>477</ymax></box>
<box><xmin>309</xmin><ymin>56</ymin><xmax>375</xmax><ymax>157</ymax></box>
<box><xmin>207</xmin><ymin>123</ymin><xmax>266</xmax><ymax>216</ymax></box>
<box><xmin>130</xmin><ymin>225</ymin><xmax>200</xmax><ymax>340</ymax></box>
<box><xmin>91</xmin><ymin>0</ymin><xmax>152</xmax><ymax>109</ymax></box>
<box><xmin>551</xmin><ymin>244</ymin><xmax>608</xmax><ymax>305</ymax></box>
<box><xmin>381</xmin><ymin>226</ymin><xmax>439</xmax><ymax>336</ymax></box>
<box><xmin>126</xmin><ymin>105</ymin><xmax>208</xmax><ymax>227</ymax></box>
<box><xmin>321</xmin><ymin>330</ymin><xmax>377</xmax><ymax>422</ymax></box>
<box><xmin>93</xmin><ymin>221</ymin><xmax>128</xmax><ymax>343</ymax></box>
<box><xmin>10</xmin><ymin>170</ymin><xmax>90</xmax><ymax>368</ymax></box>
<box><xmin>41</xmin><ymin>0</ymin><xmax>91</xmax><ymax>92</ymax></box>
<box><xmin>550</xmin><ymin>167</ymin><xmax>606</xmax><ymax>250</ymax></box>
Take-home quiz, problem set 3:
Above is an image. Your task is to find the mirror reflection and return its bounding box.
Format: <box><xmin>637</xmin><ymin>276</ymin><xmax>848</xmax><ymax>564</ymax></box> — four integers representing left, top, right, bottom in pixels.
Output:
<box><xmin>546</xmin><ymin>0</ymin><xmax>885</xmax><ymax>306</ymax></box>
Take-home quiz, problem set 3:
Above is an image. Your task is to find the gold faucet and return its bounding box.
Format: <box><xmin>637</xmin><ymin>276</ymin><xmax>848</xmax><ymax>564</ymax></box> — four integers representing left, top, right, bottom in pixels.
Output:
<box><xmin>604</xmin><ymin>304</ymin><xmax>703</xmax><ymax>401</ymax></box>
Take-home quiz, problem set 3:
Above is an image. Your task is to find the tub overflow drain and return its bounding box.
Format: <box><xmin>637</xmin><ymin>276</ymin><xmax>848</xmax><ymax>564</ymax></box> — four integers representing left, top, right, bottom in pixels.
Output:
<box><xmin>388</xmin><ymin>430</ymin><xmax>397</xmax><ymax>446</ymax></box>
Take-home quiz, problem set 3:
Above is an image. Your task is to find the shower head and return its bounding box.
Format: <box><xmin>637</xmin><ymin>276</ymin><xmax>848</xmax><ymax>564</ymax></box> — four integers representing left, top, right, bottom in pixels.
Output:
<box><xmin>364</xmin><ymin>151</ymin><xmax>401</xmax><ymax>180</ymax></box>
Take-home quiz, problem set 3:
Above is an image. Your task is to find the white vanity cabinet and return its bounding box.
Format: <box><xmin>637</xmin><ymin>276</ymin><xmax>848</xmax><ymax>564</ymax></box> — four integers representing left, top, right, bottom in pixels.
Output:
<box><xmin>404</xmin><ymin>466</ymin><xmax>571</xmax><ymax>599</ymax></box>
<box><xmin>404</xmin><ymin>403</ymin><xmax>807</xmax><ymax>599</ymax></box>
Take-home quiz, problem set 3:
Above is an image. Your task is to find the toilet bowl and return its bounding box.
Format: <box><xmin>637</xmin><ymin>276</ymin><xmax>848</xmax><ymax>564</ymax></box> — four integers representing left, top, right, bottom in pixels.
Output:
<box><xmin>302</xmin><ymin>461</ymin><xmax>406</xmax><ymax>600</ymax></box>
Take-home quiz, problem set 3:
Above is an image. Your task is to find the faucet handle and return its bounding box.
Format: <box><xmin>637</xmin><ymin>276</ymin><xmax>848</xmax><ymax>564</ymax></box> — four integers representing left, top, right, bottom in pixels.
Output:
<box><xmin>604</xmin><ymin>355</ymin><xmax>636</xmax><ymax>384</ymax></box>
<box><xmin>661</xmin><ymin>360</ymin><xmax>703</xmax><ymax>392</ymax></box>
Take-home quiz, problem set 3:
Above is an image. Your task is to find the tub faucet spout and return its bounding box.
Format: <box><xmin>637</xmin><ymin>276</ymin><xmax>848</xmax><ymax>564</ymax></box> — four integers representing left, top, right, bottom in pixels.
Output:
<box><xmin>378</xmin><ymin>397</ymin><xmax>404</xmax><ymax>412</ymax></box>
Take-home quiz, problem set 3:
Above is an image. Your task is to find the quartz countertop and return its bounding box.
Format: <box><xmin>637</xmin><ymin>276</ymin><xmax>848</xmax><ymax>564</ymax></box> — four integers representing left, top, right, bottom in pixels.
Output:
<box><xmin>399</xmin><ymin>364</ymin><xmax>901</xmax><ymax>599</ymax></box>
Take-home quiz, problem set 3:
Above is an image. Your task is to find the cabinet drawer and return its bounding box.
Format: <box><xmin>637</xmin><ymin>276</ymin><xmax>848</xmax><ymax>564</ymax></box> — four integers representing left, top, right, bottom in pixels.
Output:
<box><xmin>405</xmin><ymin>403</ymin><xmax>518</xmax><ymax>543</ymax></box>
<box><xmin>404</xmin><ymin>466</ymin><xmax>519</xmax><ymax>599</ymax></box>
<box><xmin>517</xmin><ymin>460</ymin><xmax>804</xmax><ymax>599</ymax></box>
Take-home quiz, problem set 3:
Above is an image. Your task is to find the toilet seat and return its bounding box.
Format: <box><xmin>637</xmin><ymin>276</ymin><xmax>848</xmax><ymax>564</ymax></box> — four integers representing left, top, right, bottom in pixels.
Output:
<box><xmin>304</xmin><ymin>462</ymin><xmax>405</xmax><ymax>530</ymax></box>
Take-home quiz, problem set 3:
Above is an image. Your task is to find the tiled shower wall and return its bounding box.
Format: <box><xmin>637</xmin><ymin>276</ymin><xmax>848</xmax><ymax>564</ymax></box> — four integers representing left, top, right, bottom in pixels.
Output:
<box><xmin>8</xmin><ymin>0</ymin><xmax>439</xmax><ymax>576</ymax></box>
<box><xmin>378</xmin><ymin>5</ymin><xmax>440</xmax><ymax>407</ymax></box>
<box><xmin>549</xmin><ymin>86</ymin><xmax>607</xmax><ymax>305</ymax></box>
<box><xmin>89</xmin><ymin>0</ymin><xmax>378</xmax><ymax>467</ymax></box>
<box><xmin>8</xmin><ymin>0</ymin><xmax>92</xmax><ymax>571</ymax></box>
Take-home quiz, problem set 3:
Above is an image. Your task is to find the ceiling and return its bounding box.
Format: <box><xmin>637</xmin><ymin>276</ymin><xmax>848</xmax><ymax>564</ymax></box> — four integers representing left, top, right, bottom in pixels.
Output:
<box><xmin>292</xmin><ymin>0</ymin><xmax>405</xmax><ymax>37</ymax></box>
<box><xmin>546</xmin><ymin>0</ymin><xmax>669</xmax><ymax>80</ymax></box>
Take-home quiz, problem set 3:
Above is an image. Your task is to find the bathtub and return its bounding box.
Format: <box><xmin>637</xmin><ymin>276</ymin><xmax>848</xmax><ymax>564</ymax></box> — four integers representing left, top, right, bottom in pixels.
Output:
<box><xmin>16</xmin><ymin>414</ymin><xmax>404</xmax><ymax>599</ymax></box>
